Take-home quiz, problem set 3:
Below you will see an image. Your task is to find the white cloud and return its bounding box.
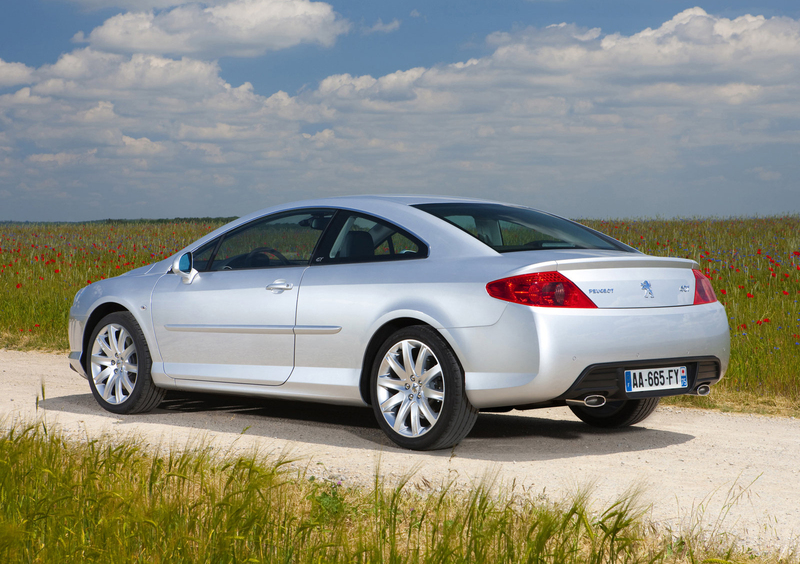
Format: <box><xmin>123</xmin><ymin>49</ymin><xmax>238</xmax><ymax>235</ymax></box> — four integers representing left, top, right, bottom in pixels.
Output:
<box><xmin>749</xmin><ymin>167</ymin><xmax>782</xmax><ymax>181</ymax></box>
<box><xmin>0</xmin><ymin>58</ymin><xmax>35</xmax><ymax>88</ymax></box>
<box><xmin>119</xmin><ymin>135</ymin><xmax>167</xmax><ymax>155</ymax></box>
<box><xmin>3</xmin><ymin>8</ymin><xmax>800</xmax><ymax>220</ymax></box>
<box><xmin>28</xmin><ymin>149</ymin><xmax>97</xmax><ymax>166</ymax></box>
<box><xmin>363</xmin><ymin>18</ymin><xmax>401</xmax><ymax>35</ymax></box>
<box><xmin>74</xmin><ymin>0</ymin><xmax>351</xmax><ymax>57</ymax></box>
<box><xmin>33</xmin><ymin>49</ymin><xmax>227</xmax><ymax>99</ymax></box>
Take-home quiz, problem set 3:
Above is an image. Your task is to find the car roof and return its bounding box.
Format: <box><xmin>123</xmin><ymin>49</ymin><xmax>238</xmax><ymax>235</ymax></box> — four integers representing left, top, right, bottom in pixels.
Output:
<box><xmin>331</xmin><ymin>194</ymin><xmax>500</xmax><ymax>206</ymax></box>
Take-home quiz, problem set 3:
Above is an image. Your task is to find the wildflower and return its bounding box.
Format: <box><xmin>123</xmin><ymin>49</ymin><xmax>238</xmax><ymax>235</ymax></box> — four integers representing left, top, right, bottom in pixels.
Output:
<box><xmin>747</xmin><ymin>293</ymin><xmax>754</xmax><ymax>298</ymax></box>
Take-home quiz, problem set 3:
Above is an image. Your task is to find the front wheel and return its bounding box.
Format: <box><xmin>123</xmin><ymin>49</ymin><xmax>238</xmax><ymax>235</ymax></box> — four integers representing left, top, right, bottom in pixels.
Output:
<box><xmin>569</xmin><ymin>397</ymin><xmax>660</xmax><ymax>428</ymax></box>
<box><xmin>86</xmin><ymin>311</ymin><xmax>165</xmax><ymax>414</ymax></box>
<box><xmin>370</xmin><ymin>326</ymin><xmax>478</xmax><ymax>450</ymax></box>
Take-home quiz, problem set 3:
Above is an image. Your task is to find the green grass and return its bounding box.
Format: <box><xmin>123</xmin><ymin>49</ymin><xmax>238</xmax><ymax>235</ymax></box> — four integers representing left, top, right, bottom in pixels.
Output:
<box><xmin>0</xmin><ymin>219</ymin><xmax>230</xmax><ymax>349</ymax></box>
<box><xmin>1</xmin><ymin>421</ymin><xmax>793</xmax><ymax>564</ymax></box>
<box><xmin>2</xmin><ymin>216</ymin><xmax>799</xmax><ymax>412</ymax></box>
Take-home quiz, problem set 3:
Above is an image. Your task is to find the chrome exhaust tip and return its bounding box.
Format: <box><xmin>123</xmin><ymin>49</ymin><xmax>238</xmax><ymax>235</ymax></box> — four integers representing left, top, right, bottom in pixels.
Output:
<box><xmin>695</xmin><ymin>384</ymin><xmax>711</xmax><ymax>396</ymax></box>
<box><xmin>565</xmin><ymin>395</ymin><xmax>607</xmax><ymax>408</ymax></box>
<box><xmin>584</xmin><ymin>395</ymin><xmax>607</xmax><ymax>407</ymax></box>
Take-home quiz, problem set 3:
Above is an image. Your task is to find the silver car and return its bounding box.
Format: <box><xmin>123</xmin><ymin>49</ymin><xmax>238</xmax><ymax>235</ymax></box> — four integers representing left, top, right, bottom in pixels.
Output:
<box><xmin>68</xmin><ymin>196</ymin><xmax>730</xmax><ymax>450</ymax></box>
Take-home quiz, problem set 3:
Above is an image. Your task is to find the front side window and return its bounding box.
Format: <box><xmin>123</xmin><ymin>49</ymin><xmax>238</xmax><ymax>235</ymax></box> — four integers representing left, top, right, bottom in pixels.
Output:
<box><xmin>414</xmin><ymin>203</ymin><xmax>631</xmax><ymax>253</ymax></box>
<box><xmin>315</xmin><ymin>212</ymin><xmax>427</xmax><ymax>264</ymax></box>
<box><xmin>202</xmin><ymin>209</ymin><xmax>334</xmax><ymax>271</ymax></box>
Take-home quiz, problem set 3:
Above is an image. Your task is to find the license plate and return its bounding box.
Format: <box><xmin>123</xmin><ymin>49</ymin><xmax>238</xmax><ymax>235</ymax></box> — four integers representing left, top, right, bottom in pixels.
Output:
<box><xmin>625</xmin><ymin>366</ymin><xmax>687</xmax><ymax>393</ymax></box>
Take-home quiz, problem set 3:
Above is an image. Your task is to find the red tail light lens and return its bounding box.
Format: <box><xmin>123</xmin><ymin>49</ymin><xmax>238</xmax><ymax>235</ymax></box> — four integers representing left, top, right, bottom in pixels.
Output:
<box><xmin>693</xmin><ymin>269</ymin><xmax>717</xmax><ymax>305</ymax></box>
<box><xmin>486</xmin><ymin>272</ymin><xmax>597</xmax><ymax>308</ymax></box>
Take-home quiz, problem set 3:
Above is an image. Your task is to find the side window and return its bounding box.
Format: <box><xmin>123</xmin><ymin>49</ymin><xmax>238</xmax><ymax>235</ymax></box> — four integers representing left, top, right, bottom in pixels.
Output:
<box><xmin>317</xmin><ymin>212</ymin><xmax>427</xmax><ymax>264</ymax></box>
<box><xmin>206</xmin><ymin>210</ymin><xmax>334</xmax><ymax>271</ymax></box>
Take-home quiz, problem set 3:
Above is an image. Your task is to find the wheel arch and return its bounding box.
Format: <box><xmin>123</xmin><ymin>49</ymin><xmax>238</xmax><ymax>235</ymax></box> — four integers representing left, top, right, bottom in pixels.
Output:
<box><xmin>359</xmin><ymin>317</ymin><xmax>465</xmax><ymax>405</ymax></box>
<box><xmin>81</xmin><ymin>302</ymin><xmax>132</xmax><ymax>369</ymax></box>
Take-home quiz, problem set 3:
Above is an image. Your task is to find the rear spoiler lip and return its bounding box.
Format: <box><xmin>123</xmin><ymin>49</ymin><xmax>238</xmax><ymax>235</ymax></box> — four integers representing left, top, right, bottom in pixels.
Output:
<box><xmin>513</xmin><ymin>256</ymin><xmax>698</xmax><ymax>275</ymax></box>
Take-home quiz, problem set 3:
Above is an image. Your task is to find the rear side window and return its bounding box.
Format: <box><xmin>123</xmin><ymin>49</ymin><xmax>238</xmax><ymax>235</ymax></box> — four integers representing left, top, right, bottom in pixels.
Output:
<box><xmin>414</xmin><ymin>203</ymin><xmax>631</xmax><ymax>253</ymax></box>
<box><xmin>314</xmin><ymin>212</ymin><xmax>428</xmax><ymax>264</ymax></box>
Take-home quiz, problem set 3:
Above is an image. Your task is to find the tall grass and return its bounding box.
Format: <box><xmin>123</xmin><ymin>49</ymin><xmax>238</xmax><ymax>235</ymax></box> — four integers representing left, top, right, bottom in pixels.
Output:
<box><xmin>1</xmin><ymin>422</ymin><xmax>790</xmax><ymax>564</ymax></box>
<box><xmin>2</xmin><ymin>216</ymin><xmax>799</xmax><ymax>409</ymax></box>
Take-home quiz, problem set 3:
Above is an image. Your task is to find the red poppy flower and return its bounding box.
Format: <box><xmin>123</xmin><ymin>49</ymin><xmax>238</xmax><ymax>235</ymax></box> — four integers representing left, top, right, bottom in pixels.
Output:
<box><xmin>747</xmin><ymin>293</ymin><xmax>754</xmax><ymax>298</ymax></box>
<box><xmin>16</xmin><ymin>283</ymin><xmax>21</xmax><ymax>289</ymax></box>
<box><xmin>720</xmin><ymin>289</ymin><xmax>727</xmax><ymax>295</ymax></box>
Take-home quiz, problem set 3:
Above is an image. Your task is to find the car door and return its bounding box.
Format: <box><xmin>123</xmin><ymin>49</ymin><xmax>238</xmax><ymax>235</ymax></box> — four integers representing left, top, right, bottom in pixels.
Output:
<box><xmin>151</xmin><ymin>209</ymin><xmax>334</xmax><ymax>386</ymax></box>
<box><xmin>292</xmin><ymin>211</ymin><xmax>430</xmax><ymax>377</ymax></box>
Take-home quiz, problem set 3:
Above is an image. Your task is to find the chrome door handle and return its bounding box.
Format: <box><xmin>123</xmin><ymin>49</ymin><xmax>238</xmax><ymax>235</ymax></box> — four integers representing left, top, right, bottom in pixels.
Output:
<box><xmin>266</xmin><ymin>280</ymin><xmax>294</xmax><ymax>293</ymax></box>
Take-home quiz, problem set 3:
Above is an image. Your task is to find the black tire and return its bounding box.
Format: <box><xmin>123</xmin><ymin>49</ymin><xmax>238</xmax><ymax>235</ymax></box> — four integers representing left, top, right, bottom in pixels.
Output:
<box><xmin>569</xmin><ymin>397</ymin><xmax>660</xmax><ymax>428</ymax></box>
<box><xmin>86</xmin><ymin>311</ymin><xmax>165</xmax><ymax>415</ymax></box>
<box><xmin>370</xmin><ymin>326</ymin><xmax>478</xmax><ymax>450</ymax></box>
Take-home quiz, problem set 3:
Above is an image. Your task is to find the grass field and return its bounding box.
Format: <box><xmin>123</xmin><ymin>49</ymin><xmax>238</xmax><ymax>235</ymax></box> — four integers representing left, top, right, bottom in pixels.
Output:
<box><xmin>1</xmin><ymin>216</ymin><xmax>799</xmax><ymax>413</ymax></box>
<box><xmin>1</xmin><ymin>421</ymin><xmax>790</xmax><ymax>564</ymax></box>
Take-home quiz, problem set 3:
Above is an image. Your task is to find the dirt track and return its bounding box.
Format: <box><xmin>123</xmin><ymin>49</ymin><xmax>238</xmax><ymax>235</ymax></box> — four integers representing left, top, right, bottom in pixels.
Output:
<box><xmin>2</xmin><ymin>348</ymin><xmax>799</xmax><ymax>552</ymax></box>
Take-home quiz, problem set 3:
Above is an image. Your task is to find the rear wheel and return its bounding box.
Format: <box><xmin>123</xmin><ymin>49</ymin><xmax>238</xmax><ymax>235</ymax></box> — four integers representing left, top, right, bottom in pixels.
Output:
<box><xmin>86</xmin><ymin>311</ymin><xmax>165</xmax><ymax>414</ymax></box>
<box><xmin>569</xmin><ymin>397</ymin><xmax>660</xmax><ymax>428</ymax></box>
<box><xmin>370</xmin><ymin>326</ymin><xmax>478</xmax><ymax>450</ymax></box>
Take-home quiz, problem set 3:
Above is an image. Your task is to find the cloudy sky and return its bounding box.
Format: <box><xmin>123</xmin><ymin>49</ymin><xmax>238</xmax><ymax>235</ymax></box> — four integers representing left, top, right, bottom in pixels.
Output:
<box><xmin>2</xmin><ymin>1</ymin><xmax>799</xmax><ymax>221</ymax></box>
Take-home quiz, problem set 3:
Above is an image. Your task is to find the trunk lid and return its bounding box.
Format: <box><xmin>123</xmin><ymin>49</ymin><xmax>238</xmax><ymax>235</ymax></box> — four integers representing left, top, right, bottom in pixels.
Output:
<box><xmin>513</xmin><ymin>253</ymin><xmax>699</xmax><ymax>308</ymax></box>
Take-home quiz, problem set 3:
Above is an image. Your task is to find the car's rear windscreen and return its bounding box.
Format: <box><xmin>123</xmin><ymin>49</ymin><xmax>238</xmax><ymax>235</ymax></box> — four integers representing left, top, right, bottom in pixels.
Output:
<box><xmin>414</xmin><ymin>203</ymin><xmax>633</xmax><ymax>254</ymax></box>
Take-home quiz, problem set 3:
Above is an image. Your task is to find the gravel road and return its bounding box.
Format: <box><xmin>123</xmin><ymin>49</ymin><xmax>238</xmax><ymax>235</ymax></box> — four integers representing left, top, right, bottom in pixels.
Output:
<box><xmin>2</xmin><ymin>349</ymin><xmax>799</xmax><ymax>552</ymax></box>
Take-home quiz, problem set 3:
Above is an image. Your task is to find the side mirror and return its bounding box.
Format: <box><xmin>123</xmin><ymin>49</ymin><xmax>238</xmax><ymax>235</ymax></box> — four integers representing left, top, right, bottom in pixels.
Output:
<box><xmin>172</xmin><ymin>252</ymin><xmax>198</xmax><ymax>285</ymax></box>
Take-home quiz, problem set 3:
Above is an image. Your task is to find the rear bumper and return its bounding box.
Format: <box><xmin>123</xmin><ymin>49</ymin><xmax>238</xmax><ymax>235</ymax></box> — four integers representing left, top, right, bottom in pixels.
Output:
<box><xmin>552</xmin><ymin>355</ymin><xmax>721</xmax><ymax>404</ymax></box>
<box><xmin>453</xmin><ymin>301</ymin><xmax>730</xmax><ymax>409</ymax></box>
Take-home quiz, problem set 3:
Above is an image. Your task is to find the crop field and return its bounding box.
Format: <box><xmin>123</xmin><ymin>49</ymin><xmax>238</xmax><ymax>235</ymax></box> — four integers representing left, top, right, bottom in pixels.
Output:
<box><xmin>1</xmin><ymin>216</ymin><xmax>799</xmax><ymax>411</ymax></box>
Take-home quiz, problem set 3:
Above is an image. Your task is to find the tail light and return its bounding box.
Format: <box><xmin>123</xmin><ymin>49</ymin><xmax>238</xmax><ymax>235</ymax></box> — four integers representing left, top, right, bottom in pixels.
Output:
<box><xmin>693</xmin><ymin>269</ymin><xmax>717</xmax><ymax>305</ymax></box>
<box><xmin>486</xmin><ymin>272</ymin><xmax>597</xmax><ymax>308</ymax></box>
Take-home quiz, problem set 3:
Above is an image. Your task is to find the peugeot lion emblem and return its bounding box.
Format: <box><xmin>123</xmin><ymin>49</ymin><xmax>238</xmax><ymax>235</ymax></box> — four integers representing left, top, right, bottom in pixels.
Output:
<box><xmin>641</xmin><ymin>280</ymin><xmax>654</xmax><ymax>298</ymax></box>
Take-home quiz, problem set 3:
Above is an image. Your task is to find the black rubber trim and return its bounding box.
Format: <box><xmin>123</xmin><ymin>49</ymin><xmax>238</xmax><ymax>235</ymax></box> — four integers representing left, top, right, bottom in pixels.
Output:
<box><xmin>555</xmin><ymin>356</ymin><xmax>722</xmax><ymax>402</ymax></box>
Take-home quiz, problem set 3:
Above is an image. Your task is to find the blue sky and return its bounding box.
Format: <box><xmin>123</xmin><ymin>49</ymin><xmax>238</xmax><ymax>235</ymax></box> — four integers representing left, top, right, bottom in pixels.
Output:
<box><xmin>1</xmin><ymin>0</ymin><xmax>799</xmax><ymax>221</ymax></box>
